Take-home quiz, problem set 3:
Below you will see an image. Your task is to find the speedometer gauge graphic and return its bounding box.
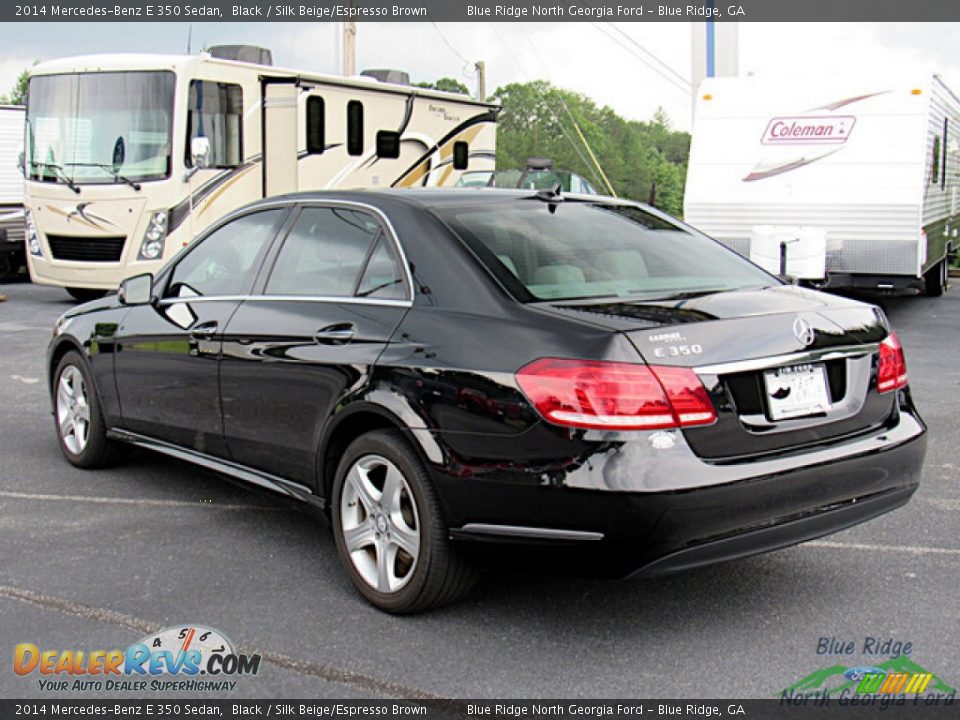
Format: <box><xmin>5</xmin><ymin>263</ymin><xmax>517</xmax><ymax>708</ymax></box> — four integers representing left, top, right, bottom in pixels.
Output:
<box><xmin>136</xmin><ymin>625</ymin><xmax>235</xmax><ymax>667</ymax></box>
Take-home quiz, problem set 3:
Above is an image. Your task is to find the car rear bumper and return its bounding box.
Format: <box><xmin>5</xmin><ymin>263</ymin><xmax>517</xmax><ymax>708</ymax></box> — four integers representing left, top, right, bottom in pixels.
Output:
<box><xmin>433</xmin><ymin>405</ymin><xmax>926</xmax><ymax>578</ymax></box>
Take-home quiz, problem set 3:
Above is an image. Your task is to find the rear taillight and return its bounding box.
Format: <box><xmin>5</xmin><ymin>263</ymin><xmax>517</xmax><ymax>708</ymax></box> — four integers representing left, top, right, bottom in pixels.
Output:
<box><xmin>515</xmin><ymin>358</ymin><xmax>717</xmax><ymax>431</ymax></box>
<box><xmin>877</xmin><ymin>332</ymin><xmax>908</xmax><ymax>393</ymax></box>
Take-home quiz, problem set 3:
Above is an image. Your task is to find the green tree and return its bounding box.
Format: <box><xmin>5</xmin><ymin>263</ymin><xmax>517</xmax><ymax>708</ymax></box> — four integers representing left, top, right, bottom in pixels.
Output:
<box><xmin>415</xmin><ymin>77</ymin><xmax>470</xmax><ymax>96</ymax></box>
<box><xmin>0</xmin><ymin>68</ymin><xmax>29</xmax><ymax>105</ymax></box>
<box><xmin>490</xmin><ymin>81</ymin><xmax>691</xmax><ymax>215</ymax></box>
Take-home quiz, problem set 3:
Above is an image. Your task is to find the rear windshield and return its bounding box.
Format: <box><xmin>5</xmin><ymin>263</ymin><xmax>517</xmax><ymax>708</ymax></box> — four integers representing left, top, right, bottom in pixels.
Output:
<box><xmin>437</xmin><ymin>201</ymin><xmax>776</xmax><ymax>302</ymax></box>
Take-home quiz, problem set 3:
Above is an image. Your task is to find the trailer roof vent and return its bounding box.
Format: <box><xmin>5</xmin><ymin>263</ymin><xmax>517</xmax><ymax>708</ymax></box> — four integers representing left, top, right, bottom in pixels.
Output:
<box><xmin>208</xmin><ymin>45</ymin><xmax>273</xmax><ymax>66</ymax></box>
<box><xmin>361</xmin><ymin>69</ymin><xmax>411</xmax><ymax>86</ymax></box>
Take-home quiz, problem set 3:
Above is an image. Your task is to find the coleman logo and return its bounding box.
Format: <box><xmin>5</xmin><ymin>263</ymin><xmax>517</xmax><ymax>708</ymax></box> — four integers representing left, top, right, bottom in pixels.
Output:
<box><xmin>762</xmin><ymin>115</ymin><xmax>856</xmax><ymax>145</ymax></box>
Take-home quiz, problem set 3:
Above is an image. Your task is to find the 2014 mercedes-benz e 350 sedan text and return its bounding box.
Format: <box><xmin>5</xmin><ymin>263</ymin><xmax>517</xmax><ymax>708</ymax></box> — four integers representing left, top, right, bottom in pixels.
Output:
<box><xmin>46</xmin><ymin>189</ymin><xmax>926</xmax><ymax>613</ymax></box>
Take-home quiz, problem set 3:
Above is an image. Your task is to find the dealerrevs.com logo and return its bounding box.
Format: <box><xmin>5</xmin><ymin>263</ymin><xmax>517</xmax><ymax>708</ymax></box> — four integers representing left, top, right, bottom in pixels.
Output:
<box><xmin>761</xmin><ymin>115</ymin><xmax>857</xmax><ymax>145</ymax></box>
<box><xmin>14</xmin><ymin>625</ymin><xmax>261</xmax><ymax>692</ymax></box>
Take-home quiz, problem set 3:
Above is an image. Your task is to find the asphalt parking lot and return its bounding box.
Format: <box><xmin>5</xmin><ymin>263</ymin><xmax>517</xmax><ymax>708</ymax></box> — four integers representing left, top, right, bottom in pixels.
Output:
<box><xmin>0</xmin><ymin>280</ymin><xmax>958</xmax><ymax>700</ymax></box>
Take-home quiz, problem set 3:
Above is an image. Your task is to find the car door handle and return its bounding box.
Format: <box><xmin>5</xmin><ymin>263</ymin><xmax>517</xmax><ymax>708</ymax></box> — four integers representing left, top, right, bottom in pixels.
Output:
<box><xmin>314</xmin><ymin>323</ymin><xmax>355</xmax><ymax>344</ymax></box>
<box><xmin>190</xmin><ymin>320</ymin><xmax>219</xmax><ymax>338</ymax></box>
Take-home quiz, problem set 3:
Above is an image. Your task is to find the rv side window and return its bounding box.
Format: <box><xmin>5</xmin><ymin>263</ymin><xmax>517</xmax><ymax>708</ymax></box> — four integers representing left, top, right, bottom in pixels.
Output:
<box><xmin>186</xmin><ymin>80</ymin><xmax>243</xmax><ymax>168</ymax></box>
<box><xmin>376</xmin><ymin>130</ymin><xmax>400</xmax><ymax>159</ymax></box>
<box><xmin>453</xmin><ymin>141</ymin><xmax>469</xmax><ymax>170</ymax></box>
<box><xmin>931</xmin><ymin>136</ymin><xmax>941</xmax><ymax>186</ymax></box>
<box><xmin>306</xmin><ymin>96</ymin><xmax>325</xmax><ymax>155</ymax></box>
<box><xmin>347</xmin><ymin>100</ymin><xmax>364</xmax><ymax>156</ymax></box>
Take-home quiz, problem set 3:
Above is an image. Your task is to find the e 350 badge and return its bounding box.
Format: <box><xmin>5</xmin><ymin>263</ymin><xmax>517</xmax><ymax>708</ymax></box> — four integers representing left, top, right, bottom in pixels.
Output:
<box><xmin>14</xmin><ymin>625</ymin><xmax>261</xmax><ymax>692</ymax></box>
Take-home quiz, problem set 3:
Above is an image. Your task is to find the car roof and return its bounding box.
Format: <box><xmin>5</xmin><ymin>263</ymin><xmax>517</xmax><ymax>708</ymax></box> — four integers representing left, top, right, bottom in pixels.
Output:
<box><xmin>246</xmin><ymin>188</ymin><xmax>636</xmax><ymax>211</ymax></box>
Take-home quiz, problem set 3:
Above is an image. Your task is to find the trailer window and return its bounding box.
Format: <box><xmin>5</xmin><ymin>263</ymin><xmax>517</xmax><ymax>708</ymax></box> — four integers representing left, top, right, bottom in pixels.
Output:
<box><xmin>306</xmin><ymin>96</ymin><xmax>325</xmax><ymax>155</ymax></box>
<box><xmin>186</xmin><ymin>81</ymin><xmax>243</xmax><ymax>168</ymax></box>
<box><xmin>376</xmin><ymin>130</ymin><xmax>400</xmax><ymax>159</ymax></box>
<box><xmin>942</xmin><ymin>119</ymin><xmax>948</xmax><ymax>190</ymax></box>
<box><xmin>453</xmin><ymin>141</ymin><xmax>469</xmax><ymax>170</ymax></box>
<box><xmin>931</xmin><ymin>136</ymin><xmax>941</xmax><ymax>186</ymax></box>
<box><xmin>347</xmin><ymin>101</ymin><xmax>363</xmax><ymax>156</ymax></box>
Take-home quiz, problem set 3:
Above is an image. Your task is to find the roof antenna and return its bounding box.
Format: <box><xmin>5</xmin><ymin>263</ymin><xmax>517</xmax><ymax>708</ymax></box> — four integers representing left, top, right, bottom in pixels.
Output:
<box><xmin>187</xmin><ymin>24</ymin><xmax>193</xmax><ymax>54</ymax></box>
<box><xmin>535</xmin><ymin>182</ymin><xmax>563</xmax><ymax>201</ymax></box>
<box><xmin>535</xmin><ymin>182</ymin><xmax>563</xmax><ymax>212</ymax></box>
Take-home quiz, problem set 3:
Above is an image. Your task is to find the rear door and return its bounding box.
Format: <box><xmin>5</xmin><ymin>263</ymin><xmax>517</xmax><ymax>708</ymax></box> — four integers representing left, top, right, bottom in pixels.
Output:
<box><xmin>219</xmin><ymin>203</ymin><xmax>410</xmax><ymax>487</ymax></box>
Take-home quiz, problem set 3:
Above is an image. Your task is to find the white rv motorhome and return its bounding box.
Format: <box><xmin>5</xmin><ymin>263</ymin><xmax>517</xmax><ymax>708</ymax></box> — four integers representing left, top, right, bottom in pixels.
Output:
<box><xmin>23</xmin><ymin>48</ymin><xmax>498</xmax><ymax>300</ymax></box>
<box><xmin>684</xmin><ymin>75</ymin><xmax>960</xmax><ymax>295</ymax></box>
<box><xmin>0</xmin><ymin>105</ymin><xmax>25</xmax><ymax>278</ymax></box>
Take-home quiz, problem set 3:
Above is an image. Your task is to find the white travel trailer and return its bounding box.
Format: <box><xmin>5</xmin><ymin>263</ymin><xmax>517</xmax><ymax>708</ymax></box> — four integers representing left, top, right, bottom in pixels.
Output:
<box><xmin>23</xmin><ymin>48</ymin><xmax>498</xmax><ymax>300</ymax></box>
<box><xmin>684</xmin><ymin>74</ymin><xmax>960</xmax><ymax>295</ymax></box>
<box><xmin>0</xmin><ymin>105</ymin><xmax>25</xmax><ymax>278</ymax></box>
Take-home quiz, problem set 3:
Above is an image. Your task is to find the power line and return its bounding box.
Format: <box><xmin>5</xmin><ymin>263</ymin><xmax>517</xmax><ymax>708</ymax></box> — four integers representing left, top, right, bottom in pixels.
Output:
<box><xmin>430</xmin><ymin>22</ymin><xmax>471</xmax><ymax>67</ymax></box>
<box><xmin>523</xmin><ymin>33</ymin><xmax>617</xmax><ymax>196</ymax></box>
<box><xmin>586</xmin><ymin>21</ymin><xmax>691</xmax><ymax>96</ymax></box>
<box><xmin>485</xmin><ymin>23</ymin><xmax>606</xmax><ymax>191</ymax></box>
<box><xmin>604</xmin><ymin>22</ymin><xmax>691</xmax><ymax>89</ymax></box>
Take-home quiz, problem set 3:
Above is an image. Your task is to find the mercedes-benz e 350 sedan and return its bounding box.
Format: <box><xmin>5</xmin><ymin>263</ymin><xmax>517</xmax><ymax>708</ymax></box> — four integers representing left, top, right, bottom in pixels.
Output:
<box><xmin>47</xmin><ymin>189</ymin><xmax>926</xmax><ymax>613</ymax></box>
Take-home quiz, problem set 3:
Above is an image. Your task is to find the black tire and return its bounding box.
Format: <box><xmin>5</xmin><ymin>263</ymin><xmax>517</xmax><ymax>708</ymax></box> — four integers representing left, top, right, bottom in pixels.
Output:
<box><xmin>331</xmin><ymin>429</ymin><xmax>476</xmax><ymax>614</ymax></box>
<box><xmin>66</xmin><ymin>288</ymin><xmax>107</xmax><ymax>303</ymax></box>
<box><xmin>924</xmin><ymin>259</ymin><xmax>946</xmax><ymax>297</ymax></box>
<box><xmin>53</xmin><ymin>351</ymin><xmax>125</xmax><ymax>468</ymax></box>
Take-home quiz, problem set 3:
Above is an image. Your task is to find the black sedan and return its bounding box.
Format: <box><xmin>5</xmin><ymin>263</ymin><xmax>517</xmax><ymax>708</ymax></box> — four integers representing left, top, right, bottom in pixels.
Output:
<box><xmin>46</xmin><ymin>189</ymin><xmax>926</xmax><ymax>613</ymax></box>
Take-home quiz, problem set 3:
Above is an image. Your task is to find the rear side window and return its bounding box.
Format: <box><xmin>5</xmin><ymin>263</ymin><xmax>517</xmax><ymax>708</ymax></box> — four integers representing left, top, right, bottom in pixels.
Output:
<box><xmin>186</xmin><ymin>80</ymin><xmax>243</xmax><ymax>167</ymax></box>
<box><xmin>266</xmin><ymin>207</ymin><xmax>390</xmax><ymax>297</ymax></box>
<box><xmin>166</xmin><ymin>209</ymin><xmax>284</xmax><ymax>298</ymax></box>
<box><xmin>437</xmin><ymin>202</ymin><xmax>775</xmax><ymax>302</ymax></box>
<box><xmin>356</xmin><ymin>237</ymin><xmax>406</xmax><ymax>299</ymax></box>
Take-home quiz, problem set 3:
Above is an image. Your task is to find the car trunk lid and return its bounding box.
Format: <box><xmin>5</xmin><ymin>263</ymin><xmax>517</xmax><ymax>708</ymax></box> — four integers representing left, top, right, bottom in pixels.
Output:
<box><xmin>538</xmin><ymin>285</ymin><xmax>896</xmax><ymax>460</ymax></box>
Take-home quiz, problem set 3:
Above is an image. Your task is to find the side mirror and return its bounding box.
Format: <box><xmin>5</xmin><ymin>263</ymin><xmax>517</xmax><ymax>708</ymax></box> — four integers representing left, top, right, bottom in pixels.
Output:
<box><xmin>17</xmin><ymin>150</ymin><xmax>24</xmax><ymax>176</ymax></box>
<box><xmin>191</xmin><ymin>136</ymin><xmax>211</xmax><ymax>169</ymax></box>
<box><xmin>118</xmin><ymin>273</ymin><xmax>154</xmax><ymax>306</ymax></box>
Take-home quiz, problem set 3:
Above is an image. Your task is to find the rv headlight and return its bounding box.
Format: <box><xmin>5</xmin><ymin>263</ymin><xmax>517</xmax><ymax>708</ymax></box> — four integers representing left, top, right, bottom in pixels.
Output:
<box><xmin>138</xmin><ymin>210</ymin><xmax>169</xmax><ymax>261</ymax></box>
<box><xmin>25</xmin><ymin>210</ymin><xmax>42</xmax><ymax>257</ymax></box>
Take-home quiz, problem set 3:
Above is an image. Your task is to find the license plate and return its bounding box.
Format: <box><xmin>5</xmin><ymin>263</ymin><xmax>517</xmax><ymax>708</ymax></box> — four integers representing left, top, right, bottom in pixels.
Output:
<box><xmin>763</xmin><ymin>363</ymin><xmax>831</xmax><ymax>420</ymax></box>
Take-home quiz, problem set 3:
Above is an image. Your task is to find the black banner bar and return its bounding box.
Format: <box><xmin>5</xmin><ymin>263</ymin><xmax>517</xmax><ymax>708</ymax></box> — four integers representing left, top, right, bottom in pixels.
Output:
<box><xmin>2</xmin><ymin>700</ymin><xmax>960</xmax><ymax>719</ymax></box>
<box><xmin>5</xmin><ymin>0</ymin><xmax>960</xmax><ymax>23</ymax></box>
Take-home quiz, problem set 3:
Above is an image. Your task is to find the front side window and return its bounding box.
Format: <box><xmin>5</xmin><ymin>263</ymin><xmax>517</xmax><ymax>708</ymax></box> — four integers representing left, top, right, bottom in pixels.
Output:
<box><xmin>265</xmin><ymin>206</ymin><xmax>405</xmax><ymax>299</ymax></box>
<box><xmin>186</xmin><ymin>80</ymin><xmax>243</xmax><ymax>168</ymax></box>
<box><xmin>26</xmin><ymin>71</ymin><xmax>174</xmax><ymax>185</ymax></box>
<box><xmin>438</xmin><ymin>201</ymin><xmax>776</xmax><ymax>302</ymax></box>
<box><xmin>165</xmin><ymin>209</ymin><xmax>284</xmax><ymax>298</ymax></box>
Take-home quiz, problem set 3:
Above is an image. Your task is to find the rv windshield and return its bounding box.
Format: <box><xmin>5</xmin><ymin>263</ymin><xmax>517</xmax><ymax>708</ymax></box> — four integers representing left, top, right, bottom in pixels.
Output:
<box><xmin>26</xmin><ymin>71</ymin><xmax>175</xmax><ymax>185</ymax></box>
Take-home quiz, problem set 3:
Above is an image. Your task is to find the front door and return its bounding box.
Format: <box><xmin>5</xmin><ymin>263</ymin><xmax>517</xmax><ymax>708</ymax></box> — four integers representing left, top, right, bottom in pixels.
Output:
<box><xmin>114</xmin><ymin>207</ymin><xmax>288</xmax><ymax>454</ymax></box>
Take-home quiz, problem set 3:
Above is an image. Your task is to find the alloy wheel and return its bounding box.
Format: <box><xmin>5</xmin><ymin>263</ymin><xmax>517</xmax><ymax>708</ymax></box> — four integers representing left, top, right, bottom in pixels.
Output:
<box><xmin>56</xmin><ymin>365</ymin><xmax>91</xmax><ymax>455</ymax></box>
<box><xmin>339</xmin><ymin>454</ymin><xmax>421</xmax><ymax>593</ymax></box>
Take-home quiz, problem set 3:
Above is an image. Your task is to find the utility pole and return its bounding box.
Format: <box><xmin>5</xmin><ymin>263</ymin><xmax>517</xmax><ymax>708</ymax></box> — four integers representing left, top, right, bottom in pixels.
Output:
<box><xmin>475</xmin><ymin>61</ymin><xmax>486</xmax><ymax>101</ymax></box>
<box><xmin>342</xmin><ymin>21</ymin><xmax>357</xmax><ymax>76</ymax></box>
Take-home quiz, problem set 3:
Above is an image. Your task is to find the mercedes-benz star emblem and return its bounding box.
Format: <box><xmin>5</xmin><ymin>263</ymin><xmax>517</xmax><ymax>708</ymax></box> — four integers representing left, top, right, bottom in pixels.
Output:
<box><xmin>793</xmin><ymin>317</ymin><xmax>816</xmax><ymax>346</ymax></box>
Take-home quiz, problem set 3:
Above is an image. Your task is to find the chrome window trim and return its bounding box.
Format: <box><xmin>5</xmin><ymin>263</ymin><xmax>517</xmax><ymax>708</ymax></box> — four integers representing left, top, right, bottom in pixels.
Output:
<box><xmin>262</xmin><ymin>199</ymin><xmax>415</xmax><ymax>303</ymax></box>
<box><xmin>156</xmin><ymin>199</ymin><xmax>416</xmax><ymax>308</ymax></box>
<box><xmin>156</xmin><ymin>294</ymin><xmax>412</xmax><ymax>308</ymax></box>
<box><xmin>694</xmin><ymin>343</ymin><xmax>879</xmax><ymax>376</ymax></box>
